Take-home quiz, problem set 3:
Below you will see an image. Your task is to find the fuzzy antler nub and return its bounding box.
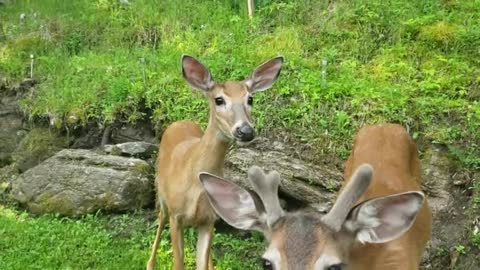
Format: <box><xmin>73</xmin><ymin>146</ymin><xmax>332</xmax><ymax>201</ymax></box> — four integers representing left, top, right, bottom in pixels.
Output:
<box><xmin>248</xmin><ymin>166</ymin><xmax>285</xmax><ymax>227</ymax></box>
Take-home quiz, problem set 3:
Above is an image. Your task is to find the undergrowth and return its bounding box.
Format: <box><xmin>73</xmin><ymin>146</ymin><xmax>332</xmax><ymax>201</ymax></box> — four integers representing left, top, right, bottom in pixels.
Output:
<box><xmin>0</xmin><ymin>0</ymin><xmax>478</xmax><ymax>163</ymax></box>
<box><xmin>0</xmin><ymin>205</ymin><xmax>263</xmax><ymax>270</ymax></box>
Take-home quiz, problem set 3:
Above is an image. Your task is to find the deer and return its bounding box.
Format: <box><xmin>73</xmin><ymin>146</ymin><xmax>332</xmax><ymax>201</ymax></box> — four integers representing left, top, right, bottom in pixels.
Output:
<box><xmin>199</xmin><ymin>123</ymin><xmax>432</xmax><ymax>270</ymax></box>
<box><xmin>146</xmin><ymin>55</ymin><xmax>284</xmax><ymax>270</ymax></box>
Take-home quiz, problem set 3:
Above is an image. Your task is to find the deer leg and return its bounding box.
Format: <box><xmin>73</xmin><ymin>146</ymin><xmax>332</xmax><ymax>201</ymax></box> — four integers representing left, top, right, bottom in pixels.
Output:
<box><xmin>146</xmin><ymin>209</ymin><xmax>167</xmax><ymax>270</ymax></box>
<box><xmin>196</xmin><ymin>224</ymin><xmax>214</xmax><ymax>270</ymax></box>
<box><xmin>170</xmin><ymin>216</ymin><xmax>185</xmax><ymax>270</ymax></box>
<box><xmin>208</xmin><ymin>252</ymin><xmax>214</xmax><ymax>270</ymax></box>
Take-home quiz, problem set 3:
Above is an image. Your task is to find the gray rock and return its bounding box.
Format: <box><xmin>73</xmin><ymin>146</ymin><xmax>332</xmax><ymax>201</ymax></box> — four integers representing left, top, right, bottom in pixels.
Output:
<box><xmin>224</xmin><ymin>139</ymin><xmax>457</xmax><ymax>215</ymax></box>
<box><xmin>12</xmin><ymin>128</ymin><xmax>69</xmax><ymax>172</ymax></box>
<box><xmin>421</xmin><ymin>145</ymin><xmax>454</xmax><ymax>215</ymax></box>
<box><xmin>104</xmin><ymin>141</ymin><xmax>158</xmax><ymax>158</ymax></box>
<box><xmin>11</xmin><ymin>149</ymin><xmax>154</xmax><ymax>216</ymax></box>
<box><xmin>0</xmin><ymin>96</ymin><xmax>24</xmax><ymax>166</ymax></box>
<box><xmin>110</xmin><ymin>121</ymin><xmax>157</xmax><ymax>144</ymax></box>
<box><xmin>224</xmin><ymin>140</ymin><xmax>343</xmax><ymax>210</ymax></box>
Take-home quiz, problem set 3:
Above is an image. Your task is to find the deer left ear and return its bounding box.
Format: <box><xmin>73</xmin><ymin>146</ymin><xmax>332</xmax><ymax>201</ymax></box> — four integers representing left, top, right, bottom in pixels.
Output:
<box><xmin>182</xmin><ymin>55</ymin><xmax>215</xmax><ymax>91</ymax></box>
<box><xmin>199</xmin><ymin>172</ymin><xmax>267</xmax><ymax>232</ymax></box>
<box><xmin>245</xmin><ymin>56</ymin><xmax>284</xmax><ymax>93</ymax></box>
<box><xmin>343</xmin><ymin>191</ymin><xmax>425</xmax><ymax>244</ymax></box>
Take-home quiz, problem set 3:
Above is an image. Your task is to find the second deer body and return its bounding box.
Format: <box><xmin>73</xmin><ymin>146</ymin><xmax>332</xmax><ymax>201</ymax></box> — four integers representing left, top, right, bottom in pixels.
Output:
<box><xmin>200</xmin><ymin>123</ymin><xmax>432</xmax><ymax>270</ymax></box>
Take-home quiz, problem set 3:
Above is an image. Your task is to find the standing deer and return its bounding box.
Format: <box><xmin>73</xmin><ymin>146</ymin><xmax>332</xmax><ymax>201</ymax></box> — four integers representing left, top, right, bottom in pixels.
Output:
<box><xmin>200</xmin><ymin>123</ymin><xmax>432</xmax><ymax>270</ymax></box>
<box><xmin>146</xmin><ymin>55</ymin><xmax>284</xmax><ymax>270</ymax></box>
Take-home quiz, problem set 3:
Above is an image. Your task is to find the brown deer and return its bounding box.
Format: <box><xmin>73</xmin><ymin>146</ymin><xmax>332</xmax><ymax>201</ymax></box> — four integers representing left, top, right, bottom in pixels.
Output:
<box><xmin>200</xmin><ymin>123</ymin><xmax>432</xmax><ymax>270</ymax></box>
<box><xmin>146</xmin><ymin>55</ymin><xmax>284</xmax><ymax>270</ymax></box>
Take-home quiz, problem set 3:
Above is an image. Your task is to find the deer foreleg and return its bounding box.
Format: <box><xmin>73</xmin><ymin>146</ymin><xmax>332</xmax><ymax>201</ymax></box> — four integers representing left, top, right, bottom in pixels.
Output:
<box><xmin>146</xmin><ymin>209</ymin><xmax>167</xmax><ymax>270</ymax></box>
<box><xmin>170</xmin><ymin>216</ymin><xmax>185</xmax><ymax>270</ymax></box>
<box><xmin>196</xmin><ymin>224</ymin><xmax>214</xmax><ymax>270</ymax></box>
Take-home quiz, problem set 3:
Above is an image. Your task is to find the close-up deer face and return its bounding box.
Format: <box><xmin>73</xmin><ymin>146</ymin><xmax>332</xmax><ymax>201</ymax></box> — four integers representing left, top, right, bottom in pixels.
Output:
<box><xmin>181</xmin><ymin>55</ymin><xmax>283</xmax><ymax>142</ymax></box>
<box><xmin>199</xmin><ymin>165</ymin><xmax>425</xmax><ymax>270</ymax></box>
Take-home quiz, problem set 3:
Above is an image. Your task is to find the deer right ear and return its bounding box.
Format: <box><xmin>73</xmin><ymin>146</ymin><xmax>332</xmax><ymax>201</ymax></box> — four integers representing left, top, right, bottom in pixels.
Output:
<box><xmin>245</xmin><ymin>56</ymin><xmax>284</xmax><ymax>93</ymax></box>
<box><xmin>199</xmin><ymin>172</ymin><xmax>267</xmax><ymax>232</ymax></box>
<box><xmin>182</xmin><ymin>55</ymin><xmax>215</xmax><ymax>91</ymax></box>
<box><xmin>343</xmin><ymin>191</ymin><xmax>425</xmax><ymax>244</ymax></box>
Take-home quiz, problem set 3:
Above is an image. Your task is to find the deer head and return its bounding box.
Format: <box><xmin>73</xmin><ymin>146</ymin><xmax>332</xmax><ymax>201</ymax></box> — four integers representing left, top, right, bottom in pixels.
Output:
<box><xmin>199</xmin><ymin>165</ymin><xmax>425</xmax><ymax>270</ymax></box>
<box><xmin>181</xmin><ymin>55</ymin><xmax>283</xmax><ymax>142</ymax></box>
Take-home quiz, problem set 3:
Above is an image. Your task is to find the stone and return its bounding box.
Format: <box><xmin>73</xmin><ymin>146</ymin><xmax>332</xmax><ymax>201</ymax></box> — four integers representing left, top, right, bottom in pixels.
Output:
<box><xmin>71</xmin><ymin>123</ymin><xmax>103</xmax><ymax>149</ymax></box>
<box><xmin>110</xmin><ymin>121</ymin><xmax>157</xmax><ymax>144</ymax></box>
<box><xmin>11</xmin><ymin>149</ymin><xmax>154</xmax><ymax>216</ymax></box>
<box><xmin>224</xmin><ymin>139</ymin><xmax>343</xmax><ymax>210</ymax></box>
<box><xmin>0</xmin><ymin>164</ymin><xmax>17</xmax><ymax>194</ymax></box>
<box><xmin>104</xmin><ymin>141</ymin><xmax>158</xmax><ymax>158</ymax></box>
<box><xmin>421</xmin><ymin>145</ymin><xmax>455</xmax><ymax>215</ymax></box>
<box><xmin>0</xmin><ymin>95</ymin><xmax>24</xmax><ymax>166</ymax></box>
<box><xmin>12</xmin><ymin>128</ymin><xmax>69</xmax><ymax>172</ymax></box>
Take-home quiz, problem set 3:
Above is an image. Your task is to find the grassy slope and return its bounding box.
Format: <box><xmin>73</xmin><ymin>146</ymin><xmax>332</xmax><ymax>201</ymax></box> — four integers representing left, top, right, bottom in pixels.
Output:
<box><xmin>1</xmin><ymin>0</ymin><xmax>479</xmax><ymax>269</ymax></box>
<box><xmin>1</xmin><ymin>0</ymin><xmax>478</xmax><ymax>161</ymax></box>
<box><xmin>0</xmin><ymin>204</ymin><xmax>263</xmax><ymax>270</ymax></box>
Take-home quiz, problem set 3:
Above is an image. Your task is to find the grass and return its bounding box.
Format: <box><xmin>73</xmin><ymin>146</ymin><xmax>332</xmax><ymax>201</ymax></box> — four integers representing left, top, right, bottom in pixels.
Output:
<box><xmin>1</xmin><ymin>0</ymin><xmax>480</xmax><ymax>268</ymax></box>
<box><xmin>0</xmin><ymin>0</ymin><xmax>478</xmax><ymax>161</ymax></box>
<box><xmin>0</xmin><ymin>204</ymin><xmax>263</xmax><ymax>270</ymax></box>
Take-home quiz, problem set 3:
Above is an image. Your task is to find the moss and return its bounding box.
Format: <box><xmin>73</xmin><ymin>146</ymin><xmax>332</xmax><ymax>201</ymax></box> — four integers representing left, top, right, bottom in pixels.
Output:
<box><xmin>33</xmin><ymin>191</ymin><xmax>120</xmax><ymax>217</ymax></box>
<box><xmin>0</xmin><ymin>164</ymin><xmax>18</xmax><ymax>184</ymax></box>
<box><xmin>31</xmin><ymin>192</ymin><xmax>72</xmax><ymax>216</ymax></box>
<box><xmin>12</xmin><ymin>128</ymin><xmax>69</xmax><ymax>172</ymax></box>
<box><xmin>419</xmin><ymin>21</ymin><xmax>462</xmax><ymax>44</ymax></box>
<box><xmin>128</xmin><ymin>161</ymin><xmax>152</xmax><ymax>175</ymax></box>
<box><xmin>109</xmin><ymin>146</ymin><xmax>122</xmax><ymax>156</ymax></box>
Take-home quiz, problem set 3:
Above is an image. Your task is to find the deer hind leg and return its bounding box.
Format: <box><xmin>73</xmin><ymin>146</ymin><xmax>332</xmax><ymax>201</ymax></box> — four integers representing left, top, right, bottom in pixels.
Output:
<box><xmin>196</xmin><ymin>224</ymin><xmax>215</xmax><ymax>270</ymax></box>
<box><xmin>170</xmin><ymin>216</ymin><xmax>185</xmax><ymax>270</ymax></box>
<box><xmin>146</xmin><ymin>202</ymin><xmax>168</xmax><ymax>270</ymax></box>
<box><xmin>208</xmin><ymin>252</ymin><xmax>214</xmax><ymax>270</ymax></box>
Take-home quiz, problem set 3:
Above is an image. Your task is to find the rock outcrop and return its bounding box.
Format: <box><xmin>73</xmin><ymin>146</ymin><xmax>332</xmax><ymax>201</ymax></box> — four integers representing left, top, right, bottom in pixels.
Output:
<box><xmin>11</xmin><ymin>149</ymin><xmax>154</xmax><ymax>216</ymax></box>
<box><xmin>104</xmin><ymin>141</ymin><xmax>158</xmax><ymax>158</ymax></box>
<box><xmin>224</xmin><ymin>139</ymin><xmax>343</xmax><ymax>211</ymax></box>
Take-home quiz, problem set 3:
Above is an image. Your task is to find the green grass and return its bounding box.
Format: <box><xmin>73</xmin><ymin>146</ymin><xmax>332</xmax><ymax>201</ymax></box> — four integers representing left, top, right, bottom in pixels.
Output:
<box><xmin>0</xmin><ymin>205</ymin><xmax>263</xmax><ymax>270</ymax></box>
<box><xmin>0</xmin><ymin>0</ymin><xmax>478</xmax><ymax>162</ymax></box>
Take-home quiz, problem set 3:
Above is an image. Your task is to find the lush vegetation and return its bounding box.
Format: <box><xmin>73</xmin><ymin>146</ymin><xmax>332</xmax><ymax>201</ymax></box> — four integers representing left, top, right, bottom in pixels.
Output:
<box><xmin>1</xmin><ymin>0</ymin><xmax>479</xmax><ymax>161</ymax></box>
<box><xmin>1</xmin><ymin>0</ymin><xmax>479</xmax><ymax>268</ymax></box>
<box><xmin>0</xmin><ymin>204</ymin><xmax>264</xmax><ymax>270</ymax></box>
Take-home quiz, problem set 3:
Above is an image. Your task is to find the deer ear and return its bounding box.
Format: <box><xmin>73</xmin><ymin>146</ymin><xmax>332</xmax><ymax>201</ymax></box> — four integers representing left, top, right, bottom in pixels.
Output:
<box><xmin>343</xmin><ymin>192</ymin><xmax>425</xmax><ymax>244</ymax></box>
<box><xmin>182</xmin><ymin>55</ymin><xmax>215</xmax><ymax>91</ymax></box>
<box><xmin>199</xmin><ymin>172</ymin><xmax>267</xmax><ymax>232</ymax></box>
<box><xmin>245</xmin><ymin>56</ymin><xmax>284</xmax><ymax>93</ymax></box>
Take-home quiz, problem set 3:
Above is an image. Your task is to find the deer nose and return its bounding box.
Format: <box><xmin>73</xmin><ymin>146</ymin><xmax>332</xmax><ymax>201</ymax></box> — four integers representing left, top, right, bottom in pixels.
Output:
<box><xmin>235</xmin><ymin>124</ymin><xmax>255</xmax><ymax>142</ymax></box>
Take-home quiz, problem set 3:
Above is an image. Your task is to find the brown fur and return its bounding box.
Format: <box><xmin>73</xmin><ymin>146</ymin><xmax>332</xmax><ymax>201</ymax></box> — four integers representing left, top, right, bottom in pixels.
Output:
<box><xmin>146</xmin><ymin>82</ymin><xmax>252</xmax><ymax>270</ymax></box>
<box><xmin>260</xmin><ymin>124</ymin><xmax>431</xmax><ymax>270</ymax></box>
<box><xmin>146</xmin><ymin>55</ymin><xmax>285</xmax><ymax>270</ymax></box>
<box><xmin>343</xmin><ymin>123</ymin><xmax>432</xmax><ymax>270</ymax></box>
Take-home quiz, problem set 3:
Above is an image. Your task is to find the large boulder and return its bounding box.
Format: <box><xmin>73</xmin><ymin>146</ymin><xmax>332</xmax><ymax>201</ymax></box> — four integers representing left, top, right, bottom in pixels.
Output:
<box><xmin>225</xmin><ymin>139</ymin><xmax>343</xmax><ymax>211</ymax></box>
<box><xmin>11</xmin><ymin>149</ymin><xmax>154</xmax><ymax>216</ymax></box>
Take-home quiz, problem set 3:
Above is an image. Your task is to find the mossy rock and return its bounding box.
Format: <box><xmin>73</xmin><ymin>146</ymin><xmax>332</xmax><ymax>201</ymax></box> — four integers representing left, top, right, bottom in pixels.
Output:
<box><xmin>11</xmin><ymin>149</ymin><xmax>153</xmax><ymax>216</ymax></box>
<box><xmin>12</xmin><ymin>128</ymin><xmax>69</xmax><ymax>172</ymax></box>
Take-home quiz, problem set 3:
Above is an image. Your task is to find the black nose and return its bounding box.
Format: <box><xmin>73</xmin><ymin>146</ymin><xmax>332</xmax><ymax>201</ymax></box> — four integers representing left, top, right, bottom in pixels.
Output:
<box><xmin>235</xmin><ymin>124</ymin><xmax>255</xmax><ymax>142</ymax></box>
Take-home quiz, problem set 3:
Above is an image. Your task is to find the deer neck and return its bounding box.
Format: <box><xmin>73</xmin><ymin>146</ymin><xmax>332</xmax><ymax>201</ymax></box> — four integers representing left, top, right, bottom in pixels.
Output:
<box><xmin>196</xmin><ymin>109</ymin><xmax>231</xmax><ymax>175</ymax></box>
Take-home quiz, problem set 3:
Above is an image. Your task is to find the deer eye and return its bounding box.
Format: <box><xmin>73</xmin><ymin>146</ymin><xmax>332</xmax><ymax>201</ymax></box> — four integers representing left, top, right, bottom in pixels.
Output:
<box><xmin>247</xmin><ymin>96</ymin><xmax>253</xmax><ymax>106</ymax></box>
<box><xmin>326</xmin><ymin>263</ymin><xmax>345</xmax><ymax>270</ymax></box>
<box><xmin>214</xmin><ymin>97</ymin><xmax>225</xmax><ymax>106</ymax></box>
<box><xmin>261</xmin><ymin>258</ymin><xmax>274</xmax><ymax>270</ymax></box>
